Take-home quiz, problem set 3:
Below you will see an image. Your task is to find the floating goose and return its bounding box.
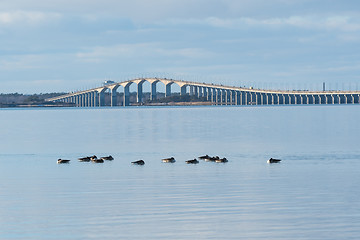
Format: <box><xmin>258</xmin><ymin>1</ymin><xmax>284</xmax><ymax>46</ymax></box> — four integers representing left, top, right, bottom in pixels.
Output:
<box><xmin>198</xmin><ymin>155</ymin><xmax>210</xmax><ymax>160</ymax></box>
<box><xmin>215</xmin><ymin>157</ymin><xmax>228</xmax><ymax>163</ymax></box>
<box><xmin>101</xmin><ymin>155</ymin><xmax>114</xmax><ymax>161</ymax></box>
<box><xmin>267</xmin><ymin>158</ymin><xmax>281</xmax><ymax>163</ymax></box>
<box><xmin>92</xmin><ymin>158</ymin><xmax>104</xmax><ymax>163</ymax></box>
<box><xmin>204</xmin><ymin>156</ymin><xmax>219</xmax><ymax>162</ymax></box>
<box><xmin>162</xmin><ymin>157</ymin><xmax>175</xmax><ymax>163</ymax></box>
<box><xmin>132</xmin><ymin>160</ymin><xmax>145</xmax><ymax>165</ymax></box>
<box><xmin>186</xmin><ymin>159</ymin><xmax>199</xmax><ymax>164</ymax></box>
<box><xmin>78</xmin><ymin>156</ymin><xmax>91</xmax><ymax>162</ymax></box>
<box><xmin>57</xmin><ymin>159</ymin><xmax>70</xmax><ymax>164</ymax></box>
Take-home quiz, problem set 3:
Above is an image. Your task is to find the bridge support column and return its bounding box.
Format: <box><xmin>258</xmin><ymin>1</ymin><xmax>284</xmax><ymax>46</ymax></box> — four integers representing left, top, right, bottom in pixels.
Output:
<box><xmin>206</xmin><ymin>87</ymin><xmax>210</xmax><ymax>101</ymax></box>
<box><xmin>99</xmin><ymin>91</ymin><xmax>105</xmax><ymax>107</ymax></box>
<box><xmin>180</xmin><ymin>85</ymin><xmax>187</xmax><ymax>95</ymax></box>
<box><xmin>194</xmin><ymin>86</ymin><xmax>198</xmax><ymax>98</ymax></box>
<box><xmin>138</xmin><ymin>83</ymin><xmax>143</xmax><ymax>103</ymax></box>
<box><xmin>111</xmin><ymin>89</ymin><xmax>117</xmax><ymax>107</ymax></box>
<box><xmin>165</xmin><ymin>83</ymin><xmax>171</xmax><ymax>98</ymax></box>
<box><xmin>124</xmin><ymin>85</ymin><xmax>130</xmax><ymax>106</ymax></box>
<box><xmin>212</xmin><ymin>88</ymin><xmax>217</xmax><ymax>103</ymax></box>
<box><xmin>239</xmin><ymin>92</ymin><xmax>244</xmax><ymax>105</ymax></box>
<box><xmin>198</xmin><ymin>87</ymin><xmax>203</xmax><ymax>98</ymax></box>
<box><xmin>93</xmin><ymin>92</ymin><xmax>99</xmax><ymax>107</ymax></box>
<box><xmin>215</xmin><ymin>89</ymin><xmax>219</xmax><ymax>104</ymax></box>
<box><xmin>151</xmin><ymin>82</ymin><xmax>157</xmax><ymax>101</ymax></box>
<box><xmin>190</xmin><ymin>86</ymin><xmax>194</xmax><ymax>96</ymax></box>
<box><xmin>203</xmin><ymin>87</ymin><xmax>207</xmax><ymax>100</ymax></box>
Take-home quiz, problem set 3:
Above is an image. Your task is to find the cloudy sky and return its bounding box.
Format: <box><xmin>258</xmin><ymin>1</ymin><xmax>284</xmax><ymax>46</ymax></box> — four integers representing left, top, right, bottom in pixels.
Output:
<box><xmin>1</xmin><ymin>0</ymin><xmax>360</xmax><ymax>93</ymax></box>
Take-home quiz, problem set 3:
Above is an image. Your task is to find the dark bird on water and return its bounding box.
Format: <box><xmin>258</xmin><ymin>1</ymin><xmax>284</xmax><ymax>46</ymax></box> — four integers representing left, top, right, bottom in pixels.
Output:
<box><xmin>198</xmin><ymin>155</ymin><xmax>210</xmax><ymax>160</ymax></box>
<box><xmin>215</xmin><ymin>157</ymin><xmax>228</xmax><ymax>163</ymax></box>
<box><xmin>267</xmin><ymin>158</ymin><xmax>281</xmax><ymax>163</ymax></box>
<box><xmin>162</xmin><ymin>157</ymin><xmax>175</xmax><ymax>163</ymax></box>
<box><xmin>132</xmin><ymin>160</ymin><xmax>145</xmax><ymax>165</ymax></box>
<box><xmin>91</xmin><ymin>158</ymin><xmax>104</xmax><ymax>163</ymax></box>
<box><xmin>186</xmin><ymin>159</ymin><xmax>199</xmax><ymax>164</ymax></box>
<box><xmin>101</xmin><ymin>155</ymin><xmax>114</xmax><ymax>161</ymax></box>
<box><xmin>204</xmin><ymin>156</ymin><xmax>220</xmax><ymax>162</ymax></box>
<box><xmin>78</xmin><ymin>156</ymin><xmax>91</xmax><ymax>162</ymax></box>
<box><xmin>57</xmin><ymin>159</ymin><xmax>70</xmax><ymax>164</ymax></box>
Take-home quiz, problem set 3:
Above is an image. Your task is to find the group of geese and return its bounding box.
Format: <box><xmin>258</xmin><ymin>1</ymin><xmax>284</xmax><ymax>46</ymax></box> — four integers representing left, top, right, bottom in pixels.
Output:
<box><xmin>58</xmin><ymin>155</ymin><xmax>281</xmax><ymax>164</ymax></box>
<box><xmin>57</xmin><ymin>155</ymin><xmax>113</xmax><ymax>164</ymax></box>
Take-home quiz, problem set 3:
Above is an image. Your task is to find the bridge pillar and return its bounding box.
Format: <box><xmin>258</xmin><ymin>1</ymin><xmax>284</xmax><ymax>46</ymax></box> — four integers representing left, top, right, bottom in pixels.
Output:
<box><xmin>256</xmin><ymin>93</ymin><xmax>260</xmax><ymax>105</ymax></box>
<box><xmin>198</xmin><ymin>86</ymin><xmax>202</xmax><ymax>98</ymax></box>
<box><xmin>206</xmin><ymin>87</ymin><xmax>211</xmax><ymax>101</ymax></box>
<box><xmin>165</xmin><ymin>83</ymin><xmax>171</xmax><ymax>98</ymax></box>
<box><xmin>212</xmin><ymin>88</ymin><xmax>217</xmax><ymax>103</ymax></box>
<box><xmin>87</xmin><ymin>93</ymin><xmax>91</xmax><ymax>107</ymax></box>
<box><xmin>74</xmin><ymin>95</ymin><xmax>78</xmax><ymax>107</ymax></box>
<box><xmin>215</xmin><ymin>89</ymin><xmax>219</xmax><ymax>104</ymax></box>
<box><xmin>151</xmin><ymin>82</ymin><xmax>157</xmax><ymax>101</ymax></box>
<box><xmin>111</xmin><ymin>89</ymin><xmax>117</xmax><ymax>107</ymax></box>
<box><xmin>289</xmin><ymin>94</ymin><xmax>293</xmax><ymax>104</ymax></box>
<box><xmin>190</xmin><ymin>86</ymin><xmax>194</xmax><ymax>96</ymax></box>
<box><xmin>138</xmin><ymin>83</ymin><xmax>143</xmax><ymax>103</ymax></box>
<box><xmin>180</xmin><ymin>85</ymin><xmax>187</xmax><ymax>95</ymax></box>
<box><xmin>99</xmin><ymin>91</ymin><xmax>105</xmax><ymax>106</ymax></box>
<box><xmin>203</xmin><ymin>87</ymin><xmax>207</xmax><ymax>100</ymax></box>
<box><xmin>276</xmin><ymin>94</ymin><xmax>280</xmax><ymax>104</ymax></box>
<box><xmin>88</xmin><ymin>93</ymin><xmax>93</xmax><ymax>107</ymax></box>
<box><xmin>239</xmin><ymin>91</ymin><xmax>244</xmax><ymax>105</ymax></box>
<box><xmin>219</xmin><ymin>90</ymin><xmax>223</xmax><ymax>105</ymax></box>
<box><xmin>194</xmin><ymin>86</ymin><xmax>198</xmax><ymax>98</ymax></box>
<box><xmin>235</xmin><ymin>91</ymin><xmax>239</xmax><ymax>105</ymax></box>
<box><xmin>93</xmin><ymin>92</ymin><xmax>99</xmax><ymax>107</ymax></box>
<box><xmin>124</xmin><ymin>85</ymin><xmax>130</xmax><ymax>106</ymax></box>
<box><xmin>279</xmin><ymin>94</ymin><xmax>283</xmax><ymax>104</ymax></box>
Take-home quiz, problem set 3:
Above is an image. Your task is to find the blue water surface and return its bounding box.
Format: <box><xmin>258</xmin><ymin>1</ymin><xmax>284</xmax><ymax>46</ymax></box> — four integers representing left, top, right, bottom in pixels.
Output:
<box><xmin>0</xmin><ymin>105</ymin><xmax>359</xmax><ymax>239</ymax></box>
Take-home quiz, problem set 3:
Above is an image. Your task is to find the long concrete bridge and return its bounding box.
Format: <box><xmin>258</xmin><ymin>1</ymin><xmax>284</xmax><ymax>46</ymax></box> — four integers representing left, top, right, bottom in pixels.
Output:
<box><xmin>46</xmin><ymin>78</ymin><xmax>360</xmax><ymax>107</ymax></box>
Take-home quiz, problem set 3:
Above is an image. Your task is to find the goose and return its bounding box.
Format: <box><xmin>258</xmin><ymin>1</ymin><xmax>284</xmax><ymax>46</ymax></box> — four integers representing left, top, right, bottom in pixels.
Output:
<box><xmin>198</xmin><ymin>155</ymin><xmax>210</xmax><ymax>160</ymax></box>
<box><xmin>267</xmin><ymin>158</ymin><xmax>281</xmax><ymax>163</ymax></box>
<box><xmin>186</xmin><ymin>159</ymin><xmax>199</xmax><ymax>164</ymax></box>
<box><xmin>204</xmin><ymin>156</ymin><xmax>219</xmax><ymax>162</ymax></box>
<box><xmin>162</xmin><ymin>157</ymin><xmax>175</xmax><ymax>163</ymax></box>
<box><xmin>78</xmin><ymin>156</ymin><xmax>91</xmax><ymax>162</ymax></box>
<box><xmin>132</xmin><ymin>160</ymin><xmax>145</xmax><ymax>165</ymax></box>
<box><xmin>92</xmin><ymin>158</ymin><xmax>104</xmax><ymax>163</ymax></box>
<box><xmin>57</xmin><ymin>159</ymin><xmax>70</xmax><ymax>164</ymax></box>
<box><xmin>101</xmin><ymin>155</ymin><xmax>114</xmax><ymax>161</ymax></box>
<box><xmin>215</xmin><ymin>157</ymin><xmax>228</xmax><ymax>163</ymax></box>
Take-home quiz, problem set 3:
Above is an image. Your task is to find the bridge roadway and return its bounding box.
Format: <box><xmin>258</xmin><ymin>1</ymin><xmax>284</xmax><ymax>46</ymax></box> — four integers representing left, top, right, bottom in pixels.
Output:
<box><xmin>46</xmin><ymin>78</ymin><xmax>360</xmax><ymax>107</ymax></box>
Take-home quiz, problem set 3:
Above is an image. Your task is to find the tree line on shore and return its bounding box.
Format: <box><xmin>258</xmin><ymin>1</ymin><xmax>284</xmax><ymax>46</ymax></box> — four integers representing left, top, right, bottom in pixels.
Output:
<box><xmin>0</xmin><ymin>93</ymin><xmax>67</xmax><ymax>107</ymax></box>
<box><xmin>0</xmin><ymin>92</ymin><xmax>209</xmax><ymax>107</ymax></box>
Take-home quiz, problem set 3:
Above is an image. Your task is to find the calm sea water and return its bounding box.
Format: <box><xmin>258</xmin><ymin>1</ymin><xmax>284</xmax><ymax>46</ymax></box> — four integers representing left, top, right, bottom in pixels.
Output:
<box><xmin>0</xmin><ymin>105</ymin><xmax>359</xmax><ymax>240</ymax></box>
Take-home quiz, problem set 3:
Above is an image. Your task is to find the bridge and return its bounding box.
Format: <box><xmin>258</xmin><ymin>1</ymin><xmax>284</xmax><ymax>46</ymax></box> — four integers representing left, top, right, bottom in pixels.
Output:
<box><xmin>46</xmin><ymin>77</ymin><xmax>360</xmax><ymax>107</ymax></box>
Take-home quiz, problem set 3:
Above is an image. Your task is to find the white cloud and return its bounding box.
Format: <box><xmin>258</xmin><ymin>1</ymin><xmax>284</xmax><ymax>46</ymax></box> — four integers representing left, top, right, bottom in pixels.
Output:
<box><xmin>0</xmin><ymin>11</ymin><xmax>61</xmax><ymax>25</ymax></box>
<box><xmin>76</xmin><ymin>43</ymin><xmax>213</xmax><ymax>62</ymax></box>
<box><xmin>168</xmin><ymin>15</ymin><xmax>360</xmax><ymax>32</ymax></box>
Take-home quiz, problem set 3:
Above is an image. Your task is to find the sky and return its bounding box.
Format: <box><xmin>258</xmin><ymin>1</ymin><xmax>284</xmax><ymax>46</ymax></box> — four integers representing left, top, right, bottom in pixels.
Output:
<box><xmin>1</xmin><ymin>0</ymin><xmax>360</xmax><ymax>93</ymax></box>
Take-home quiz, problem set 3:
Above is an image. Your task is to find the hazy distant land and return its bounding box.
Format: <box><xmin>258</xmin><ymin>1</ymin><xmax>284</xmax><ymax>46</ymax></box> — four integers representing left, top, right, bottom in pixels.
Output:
<box><xmin>0</xmin><ymin>92</ymin><xmax>211</xmax><ymax>108</ymax></box>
